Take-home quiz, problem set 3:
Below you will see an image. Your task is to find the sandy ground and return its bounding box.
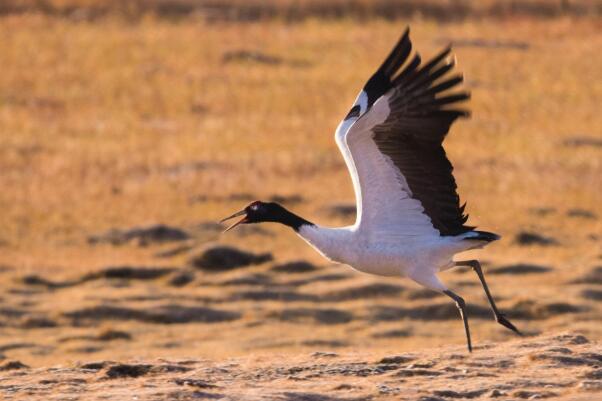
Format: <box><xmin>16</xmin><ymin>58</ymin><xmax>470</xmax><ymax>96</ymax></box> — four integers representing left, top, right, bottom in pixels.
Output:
<box><xmin>1</xmin><ymin>332</ymin><xmax>600</xmax><ymax>400</ymax></box>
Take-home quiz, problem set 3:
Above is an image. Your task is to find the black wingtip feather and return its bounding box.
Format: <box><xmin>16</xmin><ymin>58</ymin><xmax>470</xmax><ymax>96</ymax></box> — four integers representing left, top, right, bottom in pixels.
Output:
<box><xmin>379</xmin><ymin>28</ymin><xmax>412</xmax><ymax>78</ymax></box>
<box><xmin>432</xmin><ymin>109</ymin><xmax>470</xmax><ymax>119</ymax></box>
<box><xmin>431</xmin><ymin>92</ymin><xmax>470</xmax><ymax>107</ymax></box>
<box><xmin>392</xmin><ymin>53</ymin><xmax>421</xmax><ymax>85</ymax></box>
<box><xmin>363</xmin><ymin>28</ymin><xmax>414</xmax><ymax>107</ymax></box>
<box><xmin>425</xmin><ymin>74</ymin><xmax>463</xmax><ymax>96</ymax></box>
<box><xmin>427</xmin><ymin>60</ymin><xmax>455</xmax><ymax>82</ymax></box>
<box><xmin>420</xmin><ymin>46</ymin><xmax>452</xmax><ymax>73</ymax></box>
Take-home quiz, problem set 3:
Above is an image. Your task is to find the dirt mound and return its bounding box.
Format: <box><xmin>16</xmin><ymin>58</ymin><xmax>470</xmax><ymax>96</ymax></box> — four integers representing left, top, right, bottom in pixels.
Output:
<box><xmin>222</xmin><ymin>50</ymin><xmax>283</xmax><ymax>65</ymax></box>
<box><xmin>59</xmin><ymin>329</ymin><xmax>132</xmax><ymax>343</ymax></box>
<box><xmin>567</xmin><ymin>208</ymin><xmax>597</xmax><ymax>219</ymax></box>
<box><xmin>488</xmin><ymin>264</ymin><xmax>553</xmax><ymax>275</ymax></box>
<box><xmin>321</xmin><ymin>283</ymin><xmax>405</xmax><ymax>302</ymax></box>
<box><xmin>563</xmin><ymin>136</ymin><xmax>602</xmax><ymax>148</ymax></box>
<box><xmin>105</xmin><ymin>363</ymin><xmax>152</xmax><ymax>379</ymax></box>
<box><xmin>369</xmin><ymin>303</ymin><xmax>492</xmax><ymax>321</ymax></box>
<box><xmin>271</xmin><ymin>261</ymin><xmax>318</xmax><ymax>273</ymax></box>
<box><xmin>230</xmin><ymin>290</ymin><xmax>317</xmax><ymax>302</ymax></box>
<box><xmin>283</xmin><ymin>273</ymin><xmax>352</xmax><ymax>287</ymax></box>
<box><xmin>220</xmin><ymin>273</ymin><xmax>272</xmax><ymax>286</ymax></box>
<box><xmin>65</xmin><ymin>304</ymin><xmax>241</xmax><ymax>324</ymax></box>
<box><xmin>322</xmin><ymin>203</ymin><xmax>356</xmax><ymax>219</ymax></box>
<box><xmin>189</xmin><ymin>245</ymin><xmax>273</xmax><ymax>271</ymax></box>
<box><xmin>0</xmin><ymin>360</ymin><xmax>28</xmax><ymax>371</ymax></box>
<box><xmin>168</xmin><ymin>270</ymin><xmax>196</xmax><ymax>287</ymax></box>
<box><xmin>406</xmin><ymin>288</ymin><xmax>444</xmax><ymax>300</ymax></box>
<box><xmin>21</xmin><ymin>266</ymin><xmax>176</xmax><ymax>290</ymax></box>
<box><xmin>508</xmin><ymin>300</ymin><xmax>587</xmax><ymax>320</ymax></box>
<box><xmin>514</xmin><ymin>231</ymin><xmax>559</xmax><ymax>246</ymax></box>
<box><xmin>88</xmin><ymin>224</ymin><xmax>190</xmax><ymax>246</ymax></box>
<box><xmin>371</xmin><ymin>329</ymin><xmax>413</xmax><ymax>339</ymax></box>
<box><xmin>84</xmin><ymin>266</ymin><xmax>175</xmax><ymax>280</ymax></box>
<box><xmin>571</xmin><ymin>266</ymin><xmax>602</xmax><ymax>285</ymax></box>
<box><xmin>581</xmin><ymin>289</ymin><xmax>602</xmax><ymax>301</ymax></box>
<box><xmin>272</xmin><ymin>308</ymin><xmax>354</xmax><ymax>325</ymax></box>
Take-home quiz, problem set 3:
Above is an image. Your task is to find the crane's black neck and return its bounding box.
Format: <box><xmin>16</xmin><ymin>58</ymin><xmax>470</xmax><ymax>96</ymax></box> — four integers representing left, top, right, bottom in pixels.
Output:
<box><xmin>273</xmin><ymin>206</ymin><xmax>314</xmax><ymax>232</ymax></box>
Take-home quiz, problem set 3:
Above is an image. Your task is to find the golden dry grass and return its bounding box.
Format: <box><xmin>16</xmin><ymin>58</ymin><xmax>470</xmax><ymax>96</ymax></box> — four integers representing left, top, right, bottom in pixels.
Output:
<box><xmin>0</xmin><ymin>9</ymin><xmax>600</xmax><ymax>374</ymax></box>
<box><xmin>1</xmin><ymin>15</ymin><xmax>600</xmax><ymax>265</ymax></box>
<box><xmin>2</xmin><ymin>0</ymin><xmax>601</xmax><ymax>21</ymax></box>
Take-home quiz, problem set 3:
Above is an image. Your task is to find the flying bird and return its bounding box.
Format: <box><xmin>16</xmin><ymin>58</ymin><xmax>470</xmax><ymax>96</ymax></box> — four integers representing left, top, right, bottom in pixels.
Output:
<box><xmin>221</xmin><ymin>28</ymin><xmax>520</xmax><ymax>352</ymax></box>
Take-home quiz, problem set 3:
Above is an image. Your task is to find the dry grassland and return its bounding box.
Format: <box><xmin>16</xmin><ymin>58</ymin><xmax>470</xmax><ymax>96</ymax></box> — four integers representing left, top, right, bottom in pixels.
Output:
<box><xmin>0</xmin><ymin>6</ymin><xmax>600</xmax><ymax>398</ymax></box>
<box><xmin>2</xmin><ymin>0</ymin><xmax>601</xmax><ymax>21</ymax></box>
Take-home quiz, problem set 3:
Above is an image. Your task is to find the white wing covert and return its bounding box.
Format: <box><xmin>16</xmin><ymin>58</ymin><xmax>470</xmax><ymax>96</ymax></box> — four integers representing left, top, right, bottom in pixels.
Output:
<box><xmin>335</xmin><ymin>28</ymin><xmax>472</xmax><ymax>243</ymax></box>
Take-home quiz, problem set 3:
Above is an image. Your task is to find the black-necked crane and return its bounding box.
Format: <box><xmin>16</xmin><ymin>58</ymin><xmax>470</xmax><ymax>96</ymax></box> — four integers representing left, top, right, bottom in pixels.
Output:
<box><xmin>221</xmin><ymin>28</ymin><xmax>521</xmax><ymax>352</ymax></box>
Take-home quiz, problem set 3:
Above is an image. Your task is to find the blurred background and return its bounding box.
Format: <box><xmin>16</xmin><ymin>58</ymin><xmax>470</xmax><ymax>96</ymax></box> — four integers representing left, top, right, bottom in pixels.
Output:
<box><xmin>0</xmin><ymin>0</ymin><xmax>600</xmax><ymax>367</ymax></box>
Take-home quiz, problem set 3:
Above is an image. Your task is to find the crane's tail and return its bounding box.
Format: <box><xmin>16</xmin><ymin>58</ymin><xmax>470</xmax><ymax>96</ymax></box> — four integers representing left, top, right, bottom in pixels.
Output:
<box><xmin>459</xmin><ymin>230</ymin><xmax>501</xmax><ymax>250</ymax></box>
<box><xmin>464</xmin><ymin>230</ymin><xmax>501</xmax><ymax>242</ymax></box>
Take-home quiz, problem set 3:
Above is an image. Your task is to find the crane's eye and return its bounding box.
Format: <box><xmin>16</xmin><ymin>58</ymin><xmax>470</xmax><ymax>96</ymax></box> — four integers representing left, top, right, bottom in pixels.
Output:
<box><xmin>345</xmin><ymin>105</ymin><xmax>361</xmax><ymax>120</ymax></box>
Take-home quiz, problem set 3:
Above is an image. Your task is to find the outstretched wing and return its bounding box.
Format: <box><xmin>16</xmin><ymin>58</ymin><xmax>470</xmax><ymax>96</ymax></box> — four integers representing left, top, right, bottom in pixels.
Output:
<box><xmin>334</xmin><ymin>28</ymin><xmax>473</xmax><ymax>241</ymax></box>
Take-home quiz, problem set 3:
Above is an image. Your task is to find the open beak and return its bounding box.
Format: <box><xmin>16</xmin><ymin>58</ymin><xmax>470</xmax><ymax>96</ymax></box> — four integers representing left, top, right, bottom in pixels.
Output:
<box><xmin>219</xmin><ymin>210</ymin><xmax>248</xmax><ymax>232</ymax></box>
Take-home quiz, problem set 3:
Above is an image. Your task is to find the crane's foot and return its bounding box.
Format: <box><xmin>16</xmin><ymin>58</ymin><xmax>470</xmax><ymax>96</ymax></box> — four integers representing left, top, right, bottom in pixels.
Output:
<box><xmin>444</xmin><ymin>289</ymin><xmax>472</xmax><ymax>353</ymax></box>
<box><xmin>455</xmin><ymin>259</ymin><xmax>522</xmax><ymax>337</ymax></box>
<box><xmin>495</xmin><ymin>313</ymin><xmax>522</xmax><ymax>335</ymax></box>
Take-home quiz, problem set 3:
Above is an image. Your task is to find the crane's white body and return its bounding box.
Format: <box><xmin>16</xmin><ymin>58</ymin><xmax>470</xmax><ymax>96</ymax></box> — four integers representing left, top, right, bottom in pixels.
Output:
<box><xmin>298</xmin><ymin>224</ymin><xmax>477</xmax><ymax>277</ymax></box>
<box><xmin>295</xmin><ymin>91</ymin><xmax>487</xmax><ymax>292</ymax></box>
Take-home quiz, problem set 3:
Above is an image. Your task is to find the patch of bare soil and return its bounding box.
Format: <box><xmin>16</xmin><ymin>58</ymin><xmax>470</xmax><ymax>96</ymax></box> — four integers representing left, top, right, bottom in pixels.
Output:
<box><xmin>0</xmin><ymin>333</ymin><xmax>599</xmax><ymax>400</ymax></box>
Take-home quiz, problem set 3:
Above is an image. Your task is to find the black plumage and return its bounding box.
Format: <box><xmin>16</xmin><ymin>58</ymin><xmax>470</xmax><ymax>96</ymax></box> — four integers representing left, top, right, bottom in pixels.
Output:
<box><xmin>344</xmin><ymin>104</ymin><xmax>361</xmax><ymax>120</ymax></box>
<box><xmin>363</xmin><ymin>28</ymin><xmax>473</xmax><ymax>236</ymax></box>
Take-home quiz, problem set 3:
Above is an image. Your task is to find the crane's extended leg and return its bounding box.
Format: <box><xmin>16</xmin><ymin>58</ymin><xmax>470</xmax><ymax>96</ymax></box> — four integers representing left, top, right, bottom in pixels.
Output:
<box><xmin>409</xmin><ymin>271</ymin><xmax>472</xmax><ymax>352</ymax></box>
<box><xmin>443</xmin><ymin>289</ymin><xmax>472</xmax><ymax>353</ymax></box>
<box><xmin>454</xmin><ymin>260</ymin><xmax>521</xmax><ymax>335</ymax></box>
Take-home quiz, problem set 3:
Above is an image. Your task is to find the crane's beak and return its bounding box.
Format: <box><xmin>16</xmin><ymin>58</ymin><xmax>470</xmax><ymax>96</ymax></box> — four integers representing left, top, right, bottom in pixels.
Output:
<box><xmin>219</xmin><ymin>210</ymin><xmax>248</xmax><ymax>232</ymax></box>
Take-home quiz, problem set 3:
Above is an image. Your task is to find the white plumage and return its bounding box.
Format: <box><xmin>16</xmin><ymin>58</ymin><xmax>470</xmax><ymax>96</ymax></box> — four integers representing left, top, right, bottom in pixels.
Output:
<box><xmin>299</xmin><ymin>90</ymin><xmax>484</xmax><ymax>285</ymax></box>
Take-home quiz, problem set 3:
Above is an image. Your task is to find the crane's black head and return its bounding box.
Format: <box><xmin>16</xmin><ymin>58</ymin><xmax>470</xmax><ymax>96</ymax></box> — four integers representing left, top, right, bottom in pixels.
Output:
<box><xmin>220</xmin><ymin>201</ymin><xmax>312</xmax><ymax>232</ymax></box>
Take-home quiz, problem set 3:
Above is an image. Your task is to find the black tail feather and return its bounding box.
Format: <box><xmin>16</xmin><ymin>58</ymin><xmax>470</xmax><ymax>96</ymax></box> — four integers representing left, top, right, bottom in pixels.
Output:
<box><xmin>466</xmin><ymin>231</ymin><xmax>501</xmax><ymax>242</ymax></box>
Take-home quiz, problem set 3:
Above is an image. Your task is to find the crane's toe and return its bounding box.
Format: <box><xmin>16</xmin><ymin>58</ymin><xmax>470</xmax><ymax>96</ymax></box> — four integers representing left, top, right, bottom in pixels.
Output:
<box><xmin>496</xmin><ymin>314</ymin><xmax>521</xmax><ymax>335</ymax></box>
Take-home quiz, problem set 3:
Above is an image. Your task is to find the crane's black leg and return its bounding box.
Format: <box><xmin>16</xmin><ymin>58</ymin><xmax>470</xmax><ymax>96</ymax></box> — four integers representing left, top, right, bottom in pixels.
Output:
<box><xmin>443</xmin><ymin>289</ymin><xmax>472</xmax><ymax>353</ymax></box>
<box><xmin>454</xmin><ymin>260</ymin><xmax>521</xmax><ymax>335</ymax></box>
